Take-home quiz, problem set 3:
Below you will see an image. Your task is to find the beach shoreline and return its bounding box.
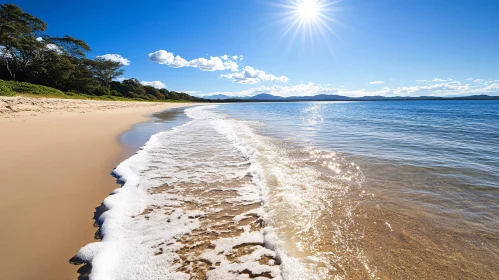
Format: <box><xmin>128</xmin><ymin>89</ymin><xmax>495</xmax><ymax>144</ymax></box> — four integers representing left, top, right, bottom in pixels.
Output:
<box><xmin>0</xmin><ymin>96</ymin><xmax>200</xmax><ymax>280</ymax></box>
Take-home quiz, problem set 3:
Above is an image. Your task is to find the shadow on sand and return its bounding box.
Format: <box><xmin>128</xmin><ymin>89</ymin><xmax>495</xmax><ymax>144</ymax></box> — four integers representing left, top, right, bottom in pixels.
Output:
<box><xmin>68</xmin><ymin>200</ymin><xmax>110</xmax><ymax>279</ymax></box>
<box><xmin>68</xmin><ymin>173</ymin><xmax>120</xmax><ymax>279</ymax></box>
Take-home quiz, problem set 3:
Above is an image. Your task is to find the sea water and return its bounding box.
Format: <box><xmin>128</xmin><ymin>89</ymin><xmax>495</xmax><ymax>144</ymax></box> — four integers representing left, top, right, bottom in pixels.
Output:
<box><xmin>77</xmin><ymin>101</ymin><xmax>499</xmax><ymax>279</ymax></box>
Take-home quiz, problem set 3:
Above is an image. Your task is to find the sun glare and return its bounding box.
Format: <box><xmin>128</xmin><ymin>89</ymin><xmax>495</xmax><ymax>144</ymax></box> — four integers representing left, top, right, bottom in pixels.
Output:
<box><xmin>276</xmin><ymin>0</ymin><xmax>339</xmax><ymax>48</ymax></box>
<box><xmin>298</xmin><ymin>0</ymin><xmax>319</xmax><ymax>20</ymax></box>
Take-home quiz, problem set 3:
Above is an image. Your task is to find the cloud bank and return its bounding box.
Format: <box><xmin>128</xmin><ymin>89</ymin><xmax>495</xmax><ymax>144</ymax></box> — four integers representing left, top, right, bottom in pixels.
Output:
<box><xmin>203</xmin><ymin>78</ymin><xmax>499</xmax><ymax>98</ymax></box>
<box><xmin>220</xmin><ymin>66</ymin><xmax>288</xmax><ymax>84</ymax></box>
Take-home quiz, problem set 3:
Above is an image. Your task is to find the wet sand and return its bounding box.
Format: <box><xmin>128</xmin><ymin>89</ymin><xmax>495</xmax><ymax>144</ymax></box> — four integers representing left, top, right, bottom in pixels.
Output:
<box><xmin>0</xmin><ymin>96</ymin><xmax>200</xmax><ymax>280</ymax></box>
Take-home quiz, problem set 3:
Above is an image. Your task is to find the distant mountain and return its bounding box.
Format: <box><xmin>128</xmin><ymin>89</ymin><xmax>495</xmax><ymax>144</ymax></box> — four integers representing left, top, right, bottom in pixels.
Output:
<box><xmin>203</xmin><ymin>94</ymin><xmax>233</xmax><ymax>100</ymax></box>
<box><xmin>357</xmin><ymin>95</ymin><xmax>388</xmax><ymax>101</ymax></box>
<box><xmin>249</xmin><ymin>93</ymin><xmax>355</xmax><ymax>101</ymax></box>
<box><xmin>250</xmin><ymin>93</ymin><xmax>285</xmax><ymax>100</ymax></box>
<box><xmin>204</xmin><ymin>93</ymin><xmax>499</xmax><ymax>101</ymax></box>
<box><xmin>287</xmin><ymin>94</ymin><xmax>353</xmax><ymax>101</ymax></box>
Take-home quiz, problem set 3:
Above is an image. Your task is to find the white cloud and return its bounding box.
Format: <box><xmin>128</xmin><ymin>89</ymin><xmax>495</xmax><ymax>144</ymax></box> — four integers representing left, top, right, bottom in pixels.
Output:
<box><xmin>205</xmin><ymin>83</ymin><xmax>342</xmax><ymax>98</ymax></box>
<box><xmin>203</xmin><ymin>78</ymin><xmax>499</xmax><ymax>98</ymax></box>
<box><xmin>369</xmin><ymin>81</ymin><xmax>385</xmax><ymax>85</ymax></box>
<box><xmin>148</xmin><ymin>50</ymin><xmax>282</xmax><ymax>84</ymax></box>
<box><xmin>189</xmin><ymin>56</ymin><xmax>238</xmax><ymax>72</ymax></box>
<box><xmin>232</xmin><ymin>55</ymin><xmax>244</xmax><ymax>61</ymax></box>
<box><xmin>220</xmin><ymin>66</ymin><xmax>289</xmax><ymax>84</ymax></box>
<box><xmin>140</xmin><ymin>81</ymin><xmax>166</xmax><ymax>89</ymax></box>
<box><xmin>466</xmin><ymin>78</ymin><xmax>474</xmax><ymax>81</ymax></box>
<box><xmin>431</xmin><ymin>78</ymin><xmax>447</xmax><ymax>82</ymax></box>
<box><xmin>473</xmin><ymin>79</ymin><xmax>484</xmax><ymax>83</ymax></box>
<box><xmin>148</xmin><ymin>50</ymin><xmax>178</xmax><ymax>65</ymax></box>
<box><xmin>96</xmin><ymin>54</ymin><xmax>130</xmax><ymax>66</ymax></box>
<box><xmin>416</xmin><ymin>80</ymin><xmax>427</xmax><ymax>83</ymax></box>
<box><xmin>470</xmin><ymin>83</ymin><xmax>499</xmax><ymax>93</ymax></box>
<box><xmin>46</xmin><ymin>44</ymin><xmax>61</xmax><ymax>53</ymax></box>
<box><xmin>148</xmin><ymin>50</ymin><xmax>238</xmax><ymax>71</ymax></box>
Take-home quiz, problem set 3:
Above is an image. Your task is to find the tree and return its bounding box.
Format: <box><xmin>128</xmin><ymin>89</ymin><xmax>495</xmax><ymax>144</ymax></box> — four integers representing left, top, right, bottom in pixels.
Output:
<box><xmin>91</xmin><ymin>58</ymin><xmax>124</xmax><ymax>89</ymax></box>
<box><xmin>30</xmin><ymin>51</ymin><xmax>75</xmax><ymax>89</ymax></box>
<box><xmin>110</xmin><ymin>78</ymin><xmax>146</xmax><ymax>99</ymax></box>
<box><xmin>29</xmin><ymin>36</ymin><xmax>92</xmax><ymax>91</ymax></box>
<box><xmin>144</xmin><ymin>85</ymin><xmax>164</xmax><ymax>100</ymax></box>
<box><xmin>159</xmin><ymin>88</ymin><xmax>172</xmax><ymax>99</ymax></box>
<box><xmin>169</xmin><ymin>91</ymin><xmax>180</xmax><ymax>100</ymax></box>
<box><xmin>0</xmin><ymin>4</ymin><xmax>47</xmax><ymax>80</ymax></box>
<box><xmin>42</xmin><ymin>35</ymin><xmax>90</xmax><ymax>58</ymax></box>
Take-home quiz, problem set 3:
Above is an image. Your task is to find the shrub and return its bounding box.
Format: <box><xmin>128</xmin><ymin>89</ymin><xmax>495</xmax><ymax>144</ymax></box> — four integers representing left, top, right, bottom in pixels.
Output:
<box><xmin>4</xmin><ymin>80</ymin><xmax>64</xmax><ymax>96</ymax></box>
<box><xmin>93</xmin><ymin>86</ymin><xmax>110</xmax><ymax>96</ymax></box>
<box><xmin>0</xmin><ymin>80</ymin><xmax>16</xmax><ymax>96</ymax></box>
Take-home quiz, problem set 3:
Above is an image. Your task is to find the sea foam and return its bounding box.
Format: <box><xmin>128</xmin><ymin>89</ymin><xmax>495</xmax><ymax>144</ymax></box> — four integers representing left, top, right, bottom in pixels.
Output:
<box><xmin>76</xmin><ymin>106</ymin><xmax>282</xmax><ymax>279</ymax></box>
<box><xmin>76</xmin><ymin>105</ymin><xmax>371</xmax><ymax>279</ymax></box>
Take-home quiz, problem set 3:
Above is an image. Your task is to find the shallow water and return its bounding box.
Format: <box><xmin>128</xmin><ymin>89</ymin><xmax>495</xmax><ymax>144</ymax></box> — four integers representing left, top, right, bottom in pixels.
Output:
<box><xmin>119</xmin><ymin>106</ymin><xmax>194</xmax><ymax>151</ymax></box>
<box><xmin>79</xmin><ymin>101</ymin><xmax>499</xmax><ymax>279</ymax></box>
<box><xmin>215</xmin><ymin>100</ymin><xmax>499</xmax><ymax>279</ymax></box>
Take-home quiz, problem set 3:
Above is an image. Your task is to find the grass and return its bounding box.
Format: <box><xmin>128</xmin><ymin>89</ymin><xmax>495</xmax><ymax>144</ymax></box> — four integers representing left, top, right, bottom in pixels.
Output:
<box><xmin>4</xmin><ymin>80</ymin><xmax>65</xmax><ymax>96</ymax></box>
<box><xmin>0</xmin><ymin>80</ymin><xmax>16</xmax><ymax>96</ymax></box>
<box><xmin>17</xmin><ymin>92</ymin><xmax>188</xmax><ymax>103</ymax></box>
<box><xmin>0</xmin><ymin>80</ymin><xmax>191</xmax><ymax>103</ymax></box>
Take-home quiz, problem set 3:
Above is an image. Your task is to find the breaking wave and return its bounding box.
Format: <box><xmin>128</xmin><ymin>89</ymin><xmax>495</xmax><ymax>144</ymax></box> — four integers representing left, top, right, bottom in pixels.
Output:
<box><xmin>76</xmin><ymin>105</ymin><xmax>372</xmax><ymax>279</ymax></box>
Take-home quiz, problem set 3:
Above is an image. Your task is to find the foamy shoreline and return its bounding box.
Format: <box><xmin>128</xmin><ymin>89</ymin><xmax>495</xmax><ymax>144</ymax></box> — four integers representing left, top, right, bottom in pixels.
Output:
<box><xmin>0</xmin><ymin>96</ymin><xmax>201</xmax><ymax>280</ymax></box>
<box><xmin>75</xmin><ymin>106</ymin><xmax>283</xmax><ymax>279</ymax></box>
<box><xmin>74</xmin><ymin>105</ymin><xmax>368</xmax><ymax>279</ymax></box>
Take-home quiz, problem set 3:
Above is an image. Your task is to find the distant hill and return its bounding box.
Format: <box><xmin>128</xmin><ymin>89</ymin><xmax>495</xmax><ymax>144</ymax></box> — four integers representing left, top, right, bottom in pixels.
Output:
<box><xmin>286</xmin><ymin>94</ymin><xmax>352</xmax><ymax>101</ymax></box>
<box><xmin>203</xmin><ymin>93</ymin><xmax>285</xmax><ymax>100</ymax></box>
<box><xmin>203</xmin><ymin>93</ymin><xmax>499</xmax><ymax>101</ymax></box>
<box><xmin>203</xmin><ymin>94</ymin><xmax>233</xmax><ymax>100</ymax></box>
<box><xmin>250</xmin><ymin>93</ymin><xmax>285</xmax><ymax>100</ymax></box>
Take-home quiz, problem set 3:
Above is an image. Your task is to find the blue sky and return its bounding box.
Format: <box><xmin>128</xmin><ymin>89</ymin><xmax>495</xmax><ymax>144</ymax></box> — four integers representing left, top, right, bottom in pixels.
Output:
<box><xmin>12</xmin><ymin>0</ymin><xmax>499</xmax><ymax>97</ymax></box>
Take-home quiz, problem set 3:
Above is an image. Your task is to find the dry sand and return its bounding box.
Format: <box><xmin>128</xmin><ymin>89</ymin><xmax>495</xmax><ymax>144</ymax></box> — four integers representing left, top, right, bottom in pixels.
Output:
<box><xmin>0</xmin><ymin>96</ymin><xmax>200</xmax><ymax>280</ymax></box>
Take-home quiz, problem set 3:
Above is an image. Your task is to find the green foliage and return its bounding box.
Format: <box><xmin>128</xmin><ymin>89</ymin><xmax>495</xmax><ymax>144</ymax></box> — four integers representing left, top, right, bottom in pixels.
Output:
<box><xmin>0</xmin><ymin>80</ymin><xmax>15</xmax><ymax>96</ymax></box>
<box><xmin>91</xmin><ymin>58</ymin><xmax>124</xmax><ymax>89</ymax></box>
<box><xmin>0</xmin><ymin>4</ymin><xmax>206</xmax><ymax>103</ymax></box>
<box><xmin>5</xmin><ymin>80</ymin><xmax>64</xmax><ymax>95</ymax></box>
<box><xmin>144</xmin><ymin>85</ymin><xmax>164</xmax><ymax>100</ymax></box>
<box><xmin>42</xmin><ymin>35</ymin><xmax>91</xmax><ymax>58</ymax></box>
<box><xmin>0</xmin><ymin>4</ymin><xmax>47</xmax><ymax>80</ymax></box>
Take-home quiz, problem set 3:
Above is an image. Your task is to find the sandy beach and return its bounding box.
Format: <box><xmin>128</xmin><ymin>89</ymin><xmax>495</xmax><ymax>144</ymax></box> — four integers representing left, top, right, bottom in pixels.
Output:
<box><xmin>0</xmin><ymin>96</ymin><xmax>199</xmax><ymax>280</ymax></box>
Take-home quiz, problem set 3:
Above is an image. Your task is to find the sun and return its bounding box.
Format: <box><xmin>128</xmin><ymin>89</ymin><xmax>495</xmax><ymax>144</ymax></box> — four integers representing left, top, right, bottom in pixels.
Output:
<box><xmin>297</xmin><ymin>0</ymin><xmax>320</xmax><ymax>20</ymax></box>
<box><xmin>276</xmin><ymin>0</ymin><xmax>339</xmax><ymax>47</ymax></box>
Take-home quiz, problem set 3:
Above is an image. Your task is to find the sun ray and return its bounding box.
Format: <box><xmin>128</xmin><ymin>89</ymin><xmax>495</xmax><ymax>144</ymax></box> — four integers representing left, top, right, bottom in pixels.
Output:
<box><xmin>275</xmin><ymin>0</ymin><xmax>340</xmax><ymax>48</ymax></box>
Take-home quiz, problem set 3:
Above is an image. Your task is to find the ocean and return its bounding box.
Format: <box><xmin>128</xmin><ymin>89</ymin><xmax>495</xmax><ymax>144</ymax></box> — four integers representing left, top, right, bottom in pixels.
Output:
<box><xmin>78</xmin><ymin>100</ymin><xmax>499</xmax><ymax>279</ymax></box>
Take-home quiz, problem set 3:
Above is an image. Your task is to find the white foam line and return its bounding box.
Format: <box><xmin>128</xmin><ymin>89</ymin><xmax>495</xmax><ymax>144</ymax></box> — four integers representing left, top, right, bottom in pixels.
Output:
<box><xmin>77</xmin><ymin>105</ymin><xmax>288</xmax><ymax>279</ymax></box>
<box><xmin>77</xmin><ymin>121</ymin><xmax>199</xmax><ymax>279</ymax></box>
